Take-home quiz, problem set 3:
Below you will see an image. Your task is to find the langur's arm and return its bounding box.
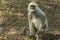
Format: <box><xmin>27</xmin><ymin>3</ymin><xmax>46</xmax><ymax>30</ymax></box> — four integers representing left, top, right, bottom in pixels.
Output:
<box><xmin>28</xmin><ymin>13</ymin><xmax>32</xmax><ymax>34</ymax></box>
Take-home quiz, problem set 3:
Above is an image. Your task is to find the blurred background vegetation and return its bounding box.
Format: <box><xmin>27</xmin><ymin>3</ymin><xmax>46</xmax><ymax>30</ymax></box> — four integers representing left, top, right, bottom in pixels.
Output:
<box><xmin>0</xmin><ymin>0</ymin><xmax>60</xmax><ymax>40</ymax></box>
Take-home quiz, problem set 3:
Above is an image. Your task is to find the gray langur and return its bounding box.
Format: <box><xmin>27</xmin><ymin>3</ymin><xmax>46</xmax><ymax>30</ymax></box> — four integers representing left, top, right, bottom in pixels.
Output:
<box><xmin>27</xmin><ymin>2</ymin><xmax>48</xmax><ymax>36</ymax></box>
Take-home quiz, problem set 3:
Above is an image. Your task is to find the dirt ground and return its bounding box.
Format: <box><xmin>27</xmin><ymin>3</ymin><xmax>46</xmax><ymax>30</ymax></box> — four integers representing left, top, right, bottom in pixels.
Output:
<box><xmin>0</xmin><ymin>0</ymin><xmax>60</xmax><ymax>40</ymax></box>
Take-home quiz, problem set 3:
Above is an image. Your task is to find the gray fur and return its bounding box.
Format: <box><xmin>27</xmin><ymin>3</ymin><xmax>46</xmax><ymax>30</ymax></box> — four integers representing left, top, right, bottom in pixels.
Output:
<box><xmin>28</xmin><ymin>2</ymin><xmax>48</xmax><ymax>36</ymax></box>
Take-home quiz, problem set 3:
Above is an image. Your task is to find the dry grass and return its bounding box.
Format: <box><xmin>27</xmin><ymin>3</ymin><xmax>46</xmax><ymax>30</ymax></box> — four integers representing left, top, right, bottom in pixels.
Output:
<box><xmin>0</xmin><ymin>0</ymin><xmax>60</xmax><ymax>40</ymax></box>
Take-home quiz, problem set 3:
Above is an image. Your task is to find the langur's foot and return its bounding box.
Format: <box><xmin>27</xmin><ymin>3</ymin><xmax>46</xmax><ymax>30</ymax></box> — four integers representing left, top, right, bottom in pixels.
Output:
<box><xmin>29</xmin><ymin>33</ymin><xmax>35</xmax><ymax>39</ymax></box>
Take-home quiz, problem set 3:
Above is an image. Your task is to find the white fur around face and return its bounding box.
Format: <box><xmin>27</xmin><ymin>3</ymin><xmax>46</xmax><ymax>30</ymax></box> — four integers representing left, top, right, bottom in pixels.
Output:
<box><xmin>27</xmin><ymin>2</ymin><xmax>38</xmax><ymax>12</ymax></box>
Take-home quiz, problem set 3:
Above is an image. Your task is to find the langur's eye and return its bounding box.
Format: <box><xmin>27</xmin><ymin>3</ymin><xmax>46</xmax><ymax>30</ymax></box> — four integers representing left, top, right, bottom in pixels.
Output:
<box><xmin>30</xmin><ymin>5</ymin><xmax>35</xmax><ymax>7</ymax></box>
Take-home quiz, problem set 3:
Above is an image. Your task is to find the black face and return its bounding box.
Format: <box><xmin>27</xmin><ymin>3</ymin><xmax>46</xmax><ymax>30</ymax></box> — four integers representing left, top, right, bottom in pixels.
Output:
<box><xmin>30</xmin><ymin>5</ymin><xmax>36</xmax><ymax>9</ymax></box>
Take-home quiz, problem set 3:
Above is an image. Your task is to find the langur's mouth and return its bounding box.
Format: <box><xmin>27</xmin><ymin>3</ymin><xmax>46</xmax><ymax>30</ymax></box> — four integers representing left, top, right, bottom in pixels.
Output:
<box><xmin>30</xmin><ymin>7</ymin><xmax>35</xmax><ymax>9</ymax></box>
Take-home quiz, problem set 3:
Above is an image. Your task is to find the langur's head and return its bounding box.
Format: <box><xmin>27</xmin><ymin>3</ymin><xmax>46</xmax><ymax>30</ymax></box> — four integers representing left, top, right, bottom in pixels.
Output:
<box><xmin>27</xmin><ymin>2</ymin><xmax>38</xmax><ymax>12</ymax></box>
